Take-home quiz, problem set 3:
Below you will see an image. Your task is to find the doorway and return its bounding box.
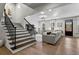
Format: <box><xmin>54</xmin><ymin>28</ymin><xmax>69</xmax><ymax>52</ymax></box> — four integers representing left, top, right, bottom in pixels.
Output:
<box><xmin>65</xmin><ymin>19</ymin><xmax>73</xmax><ymax>36</ymax></box>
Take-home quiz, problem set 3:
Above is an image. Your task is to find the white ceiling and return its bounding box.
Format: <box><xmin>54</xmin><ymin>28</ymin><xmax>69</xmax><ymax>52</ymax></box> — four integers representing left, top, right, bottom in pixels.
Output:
<box><xmin>6</xmin><ymin>3</ymin><xmax>71</xmax><ymax>18</ymax></box>
<box><xmin>5</xmin><ymin>3</ymin><xmax>71</xmax><ymax>15</ymax></box>
<box><xmin>24</xmin><ymin>3</ymin><xmax>70</xmax><ymax>9</ymax></box>
<box><xmin>23</xmin><ymin>3</ymin><xmax>71</xmax><ymax>14</ymax></box>
<box><xmin>23</xmin><ymin>3</ymin><xmax>48</xmax><ymax>9</ymax></box>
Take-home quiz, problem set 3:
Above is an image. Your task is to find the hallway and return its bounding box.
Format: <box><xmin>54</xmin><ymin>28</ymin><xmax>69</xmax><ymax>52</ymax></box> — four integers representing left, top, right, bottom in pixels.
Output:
<box><xmin>0</xmin><ymin>36</ymin><xmax>79</xmax><ymax>55</ymax></box>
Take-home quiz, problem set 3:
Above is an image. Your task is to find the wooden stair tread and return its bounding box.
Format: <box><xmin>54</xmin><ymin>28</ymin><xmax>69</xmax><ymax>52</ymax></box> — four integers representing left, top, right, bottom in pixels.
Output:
<box><xmin>7</xmin><ymin>32</ymin><xmax>29</xmax><ymax>36</ymax></box>
<box><xmin>8</xmin><ymin>35</ymin><xmax>32</xmax><ymax>40</ymax></box>
<box><xmin>9</xmin><ymin>37</ymin><xmax>34</xmax><ymax>45</ymax></box>
<box><xmin>11</xmin><ymin>40</ymin><xmax>36</xmax><ymax>50</ymax></box>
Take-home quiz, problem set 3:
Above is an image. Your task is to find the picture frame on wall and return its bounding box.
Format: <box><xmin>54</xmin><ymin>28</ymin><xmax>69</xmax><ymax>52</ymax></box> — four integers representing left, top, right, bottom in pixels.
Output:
<box><xmin>57</xmin><ymin>23</ymin><xmax>62</xmax><ymax>27</ymax></box>
<box><xmin>51</xmin><ymin>23</ymin><xmax>55</xmax><ymax>31</ymax></box>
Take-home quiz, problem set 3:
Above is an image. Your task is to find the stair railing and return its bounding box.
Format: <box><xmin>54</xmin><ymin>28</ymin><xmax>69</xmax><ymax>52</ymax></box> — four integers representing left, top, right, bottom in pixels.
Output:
<box><xmin>24</xmin><ymin>18</ymin><xmax>36</xmax><ymax>35</ymax></box>
<box><xmin>4</xmin><ymin>10</ymin><xmax>16</xmax><ymax>49</ymax></box>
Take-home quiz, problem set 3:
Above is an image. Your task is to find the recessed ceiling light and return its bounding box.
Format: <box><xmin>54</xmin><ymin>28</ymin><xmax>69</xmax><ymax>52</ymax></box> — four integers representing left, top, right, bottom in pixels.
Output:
<box><xmin>48</xmin><ymin>9</ymin><xmax>52</xmax><ymax>12</ymax></box>
<box><xmin>53</xmin><ymin>12</ymin><xmax>58</xmax><ymax>16</ymax></box>
<box><xmin>39</xmin><ymin>15</ymin><xmax>47</xmax><ymax>19</ymax></box>
<box><xmin>17</xmin><ymin>4</ymin><xmax>21</xmax><ymax>8</ymax></box>
<box><xmin>40</xmin><ymin>11</ymin><xmax>45</xmax><ymax>14</ymax></box>
<box><xmin>27</xmin><ymin>16</ymin><xmax>30</xmax><ymax>17</ymax></box>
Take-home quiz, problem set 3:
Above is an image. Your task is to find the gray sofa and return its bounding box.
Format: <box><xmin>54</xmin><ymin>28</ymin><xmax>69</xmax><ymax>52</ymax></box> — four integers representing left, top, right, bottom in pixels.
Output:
<box><xmin>42</xmin><ymin>31</ymin><xmax>62</xmax><ymax>44</ymax></box>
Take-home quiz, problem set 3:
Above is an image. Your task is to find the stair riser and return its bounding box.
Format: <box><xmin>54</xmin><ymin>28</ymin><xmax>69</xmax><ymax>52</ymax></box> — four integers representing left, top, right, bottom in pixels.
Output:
<box><xmin>11</xmin><ymin>42</ymin><xmax>36</xmax><ymax>54</ymax></box>
<box><xmin>11</xmin><ymin>40</ymin><xmax>36</xmax><ymax>50</ymax></box>
<box><xmin>6</xmin><ymin>33</ymin><xmax>29</xmax><ymax>36</ymax></box>
<box><xmin>9</xmin><ymin>36</ymin><xmax>34</xmax><ymax>42</ymax></box>
<box><xmin>10</xmin><ymin>39</ymin><xmax>35</xmax><ymax>47</ymax></box>
<box><xmin>7</xmin><ymin>34</ymin><xmax>31</xmax><ymax>39</ymax></box>
<box><xmin>4</xmin><ymin>30</ymin><xmax>28</xmax><ymax>32</ymax></box>
<box><xmin>3</xmin><ymin>27</ymin><xmax>26</xmax><ymax>30</ymax></box>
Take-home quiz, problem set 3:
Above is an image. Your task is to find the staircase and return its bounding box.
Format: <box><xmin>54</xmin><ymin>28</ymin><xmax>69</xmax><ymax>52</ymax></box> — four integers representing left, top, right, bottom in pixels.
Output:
<box><xmin>3</xmin><ymin>24</ymin><xmax>36</xmax><ymax>53</ymax></box>
<box><xmin>1</xmin><ymin>10</ymin><xmax>36</xmax><ymax>54</ymax></box>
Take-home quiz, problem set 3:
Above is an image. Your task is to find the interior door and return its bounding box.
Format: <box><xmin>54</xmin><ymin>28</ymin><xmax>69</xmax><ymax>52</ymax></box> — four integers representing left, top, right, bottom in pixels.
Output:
<box><xmin>65</xmin><ymin>19</ymin><xmax>73</xmax><ymax>36</ymax></box>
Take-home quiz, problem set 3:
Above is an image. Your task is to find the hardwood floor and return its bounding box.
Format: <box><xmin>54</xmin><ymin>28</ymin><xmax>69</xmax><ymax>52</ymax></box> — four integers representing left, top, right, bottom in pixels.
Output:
<box><xmin>0</xmin><ymin>36</ymin><xmax>79</xmax><ymax>55</ymax></box>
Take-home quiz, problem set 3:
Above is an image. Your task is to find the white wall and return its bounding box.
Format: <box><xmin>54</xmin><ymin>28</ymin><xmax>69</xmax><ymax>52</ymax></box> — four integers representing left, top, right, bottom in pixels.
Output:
<box><xmin>0</xmin><ymin>3</ymin><xmax>5</xmax><ymax>20</ymax></box>
<box><xmin>25</xmin><ymin>14</ymin><xmax>42</xmax><ymax>31</ymax></box>
<box><xmin>0</xmin><ymin>3</ymin><xmax>6</xmax><ymax>41</ymax></box>
<box><xmin>0</xmin><ymin>22</ymin><xmax>6</xmax><ymax>41</ymax></box>
<box><xmin>73</xmin><ymin>17</ymin><xmax>79</xmax><ymax>37</ymax></box>
<box><xmin>5</xmin><ymin>3</ymin><xmax>17</xmax><ymax>24</ymax></box>
<box><xmin>5</xmin><ymin>3</ymin><xmax>35</xmax><ymax>28</ymax></box>
<box><xmin>39</xmin><ymin>19</ymin><xmax>65</xmax><ymax>35</ymax></box>
<box><xmin>15</xmin><ymin>4</ymin><xmax>34</xmax><ymax>28</ymax></box>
